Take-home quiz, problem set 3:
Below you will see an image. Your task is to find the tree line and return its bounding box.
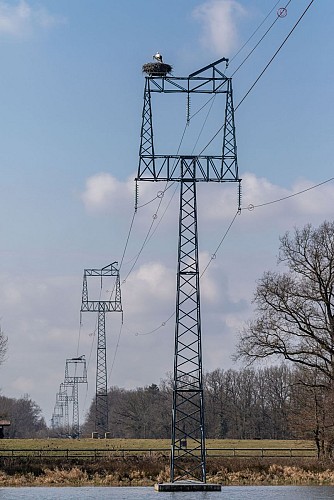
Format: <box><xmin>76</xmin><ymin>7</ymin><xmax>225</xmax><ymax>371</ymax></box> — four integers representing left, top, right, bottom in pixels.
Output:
<box><xmin>0</xmin><ymin>363</ymin><xmax>330</xmax><ymax>446</ymax></box>
<box><xmin>81</xmin><ymin>364</ymin><xmax>328</xmax><ymax>448</ymax></box>
<box><xmin>0</xmin><ymin>394</ymin><xmax>47</xmax><ymax>438</ymax></box>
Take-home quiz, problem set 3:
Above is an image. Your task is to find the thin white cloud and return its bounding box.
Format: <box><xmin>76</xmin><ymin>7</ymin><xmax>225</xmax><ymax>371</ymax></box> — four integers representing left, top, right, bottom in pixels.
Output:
<box><xmin>81</xmin><ymin>172</ymin><xmax>134</xmax><ymax>214</ymax></box>
<box><xmin>0</xmin><ymin>0</ymin><xmax>65</xmax><ymax>37</ymax></box>
<box><xmin>193</xmin><ymin>0</ymin><xmax>246</xmax><ymax>56</ymax></box>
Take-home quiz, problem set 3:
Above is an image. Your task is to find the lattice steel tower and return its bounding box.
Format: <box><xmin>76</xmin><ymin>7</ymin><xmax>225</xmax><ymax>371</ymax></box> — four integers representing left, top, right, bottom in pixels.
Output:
<box><xmin>55</xmin><ymin>382</ymin><xmax>71</xmax><ymax>435</ymax></box>
<box><xmin>136</xmin><ymin>58</ymin><xmax>240</xmax><ymax>483</ymax></box>
<box><xmin>64</xmin><ymin>356</ymin><xmax>87</xmax><ymax>438</ymax></box>
<box><xmin>80</xmin><ymin>263</ymin><xmax>122</xmax><ymax>437</ymax></box>
<box><xmin>51</xmin><ymin>356</ymin><xmax>87</xmax><ymax>437</ymax></box>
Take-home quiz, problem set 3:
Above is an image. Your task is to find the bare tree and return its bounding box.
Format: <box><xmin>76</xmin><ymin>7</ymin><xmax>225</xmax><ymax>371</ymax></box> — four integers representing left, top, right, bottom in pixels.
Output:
<box><xmin>236</xmin><ymin>221</ymin><xmax>334</xmax><ymax>384</ymax></box>
<box><xmin>0</xmin><ymin>327</ymin><xmax>7</xmax><ymax>366</ymax></box>
<box><xmin>235</xmin><ymin>221</ymin><xmax>334</xmax><ymax>455</ymax></box>
<box><xmin>0</xmin><ymin>394</ymin><xmax>47</xmax><ymax>438</ymax></box>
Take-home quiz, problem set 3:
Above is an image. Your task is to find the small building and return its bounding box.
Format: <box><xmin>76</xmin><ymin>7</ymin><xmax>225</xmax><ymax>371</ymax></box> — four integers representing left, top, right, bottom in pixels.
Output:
<box><xmin>0</xmin><ymin>419</ymin><xmax>11</xmax><ymax>439</ymax></box>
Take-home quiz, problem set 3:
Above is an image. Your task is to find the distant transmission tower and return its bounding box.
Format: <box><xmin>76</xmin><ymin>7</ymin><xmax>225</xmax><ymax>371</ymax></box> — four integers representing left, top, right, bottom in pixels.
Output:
<box><xmin>51</xmin><ymin>400</ymin><xmax>64</xmax><ymax>432</ymax></box>
<box><xmin>137</xmin><ymin>57</ymin><xmax>240</xmax><ymax>486</ymax></box>
<box><xmin>80</xmin><ymin>263</ymin><xmax>122</xmax><ymax>437</ymax></box>
<box><xmin>51</xmin><ymin>356</ymin><xmax>87</xmax><ymax>437</ymax></box>
<box><xmin>56</xmin><ymin>382</ymin><xmax>72</xmax><ymax>435</ymax></box>
<box><xmin>64</xmin><ymin>356</ymin><xmax>87</xmax><ymax>438</ymax></box>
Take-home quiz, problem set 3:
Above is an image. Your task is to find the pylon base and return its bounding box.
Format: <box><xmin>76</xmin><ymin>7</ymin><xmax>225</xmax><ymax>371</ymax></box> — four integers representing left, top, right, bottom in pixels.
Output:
<box><xmin>154</xmin><ymin>481</ymin><xmax>221</xmax><ymax>492</ymax></box>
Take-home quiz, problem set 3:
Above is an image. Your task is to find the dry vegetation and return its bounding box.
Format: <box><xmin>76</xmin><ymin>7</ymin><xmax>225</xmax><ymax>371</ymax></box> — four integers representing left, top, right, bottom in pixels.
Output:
<box><xmin>0</xmin><ymin>438</ymin><xmax>329</xmax><ymax>486</ymax></box>
<box><xmin>1</xmin><ymin>457</ymin><xmax>334</xmax><ymax>487</ymax></box>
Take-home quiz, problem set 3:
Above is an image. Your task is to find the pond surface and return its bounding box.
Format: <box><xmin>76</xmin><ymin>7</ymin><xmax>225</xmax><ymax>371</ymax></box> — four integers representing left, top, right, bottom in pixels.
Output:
<box><xmin>1</xmin><ymin>486</ymin><xmax>334</xmax><ymax>499</ymax></box>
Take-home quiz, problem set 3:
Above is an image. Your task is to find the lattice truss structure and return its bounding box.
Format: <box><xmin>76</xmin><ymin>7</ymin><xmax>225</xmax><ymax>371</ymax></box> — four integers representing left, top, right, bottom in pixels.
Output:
<box><xmin>137</xmin><ymin>58</ymin><xmax>240</xmax><ymax>483</ymax></box>
<box><xmin>51</xmin><ymin>356</ymin><xmax>87</xmax><ymax>438</ymax></box>
<box><xmin>80</xmin><ymin>262</ymin><xmax>122</xmax><ymax>437</ymax></box>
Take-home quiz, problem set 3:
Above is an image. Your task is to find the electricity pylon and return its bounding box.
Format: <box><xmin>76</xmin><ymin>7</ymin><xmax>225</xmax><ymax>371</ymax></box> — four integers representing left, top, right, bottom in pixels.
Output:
<box><xmin>56</xmin><ymin>382</ymin><xmax>73</xmax><ymax>435</ymax></box>
<box><xmin>137</xmin><ymin>57</ymin><xmax>240</xmax><ymax>483</ymax></box>
<box><xmin>51</xmin><ymin>401</ymin><xmax>64</xmax><ymax>431</ymax></box>
<box><xmin>64</xmin><ymin>355</ymin><xmax>87</xmax><ymax>438</ymax></box>
<box><xmin>80</xmin><ymin>263</ymin><xmax>122</xmax><ymax>437</ymax></box>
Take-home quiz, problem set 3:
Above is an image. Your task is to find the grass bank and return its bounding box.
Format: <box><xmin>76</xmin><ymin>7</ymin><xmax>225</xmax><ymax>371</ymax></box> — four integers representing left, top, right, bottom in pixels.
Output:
<box><xmin>0</xmin><ymin>437</ymin><xmax>315</xmax><ymax>451</ymax></box>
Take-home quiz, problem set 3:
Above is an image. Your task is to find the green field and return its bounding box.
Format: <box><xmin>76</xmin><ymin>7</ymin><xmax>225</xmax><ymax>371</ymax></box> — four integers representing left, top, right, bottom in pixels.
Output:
<box><xmin>0</xmin><ymin>438</ymin><xmax>315</xmax><ymax>451</ymax></box>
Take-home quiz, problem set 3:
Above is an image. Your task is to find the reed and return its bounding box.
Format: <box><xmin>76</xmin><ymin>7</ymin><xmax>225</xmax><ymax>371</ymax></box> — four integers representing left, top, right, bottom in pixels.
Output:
<box><xmin>1</xmin><ymin>456</ymin><xmax>334</xmax><ymax>487</ymax></box>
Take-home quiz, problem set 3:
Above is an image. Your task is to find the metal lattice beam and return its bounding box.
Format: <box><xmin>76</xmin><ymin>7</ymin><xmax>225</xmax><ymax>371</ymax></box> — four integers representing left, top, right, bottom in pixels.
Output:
<box><xmin>171</xmin><ymin>176</ymin><xmax>205</xmax><ymax>482</ymax></box>
<box><xmin>95</xmin><ymin>308</ymin><xmax>108</xmax><ymax>434</ymax></box>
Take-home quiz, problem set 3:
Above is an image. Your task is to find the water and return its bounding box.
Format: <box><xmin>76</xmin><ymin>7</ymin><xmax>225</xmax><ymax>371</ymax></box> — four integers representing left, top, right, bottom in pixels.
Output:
<box><xmin>1</xmin><ymin>486</ymin><xmax>334</xmax><ymax>499</ymax></box>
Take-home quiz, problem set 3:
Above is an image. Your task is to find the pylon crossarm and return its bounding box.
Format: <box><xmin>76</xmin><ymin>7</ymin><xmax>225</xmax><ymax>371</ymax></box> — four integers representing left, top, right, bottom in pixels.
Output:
<box><xmin>84</xmin><ymin>262</ymin><xmax>119</xmax><ymax>276</ymax></box>
<box><xmin>137</xmin><ymin>155</ymin><xmax>238</xmax><ymax>182</ymax></box>
<box><xmin>148</xmin><ymin>76</ymin><xmax>229</xmax><ymax>94</ymax></box>
<box><xmin>81</xmin><ymin>301</ymin><xmax>122</xmax><ymax>312</ymax></box>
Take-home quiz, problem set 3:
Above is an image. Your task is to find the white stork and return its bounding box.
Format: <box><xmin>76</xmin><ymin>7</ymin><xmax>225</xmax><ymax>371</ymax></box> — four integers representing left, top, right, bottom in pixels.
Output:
<box><xmin>153</xmin><ymin>52</ymin><xmax>163</xmax><ymax>63</ymax></box>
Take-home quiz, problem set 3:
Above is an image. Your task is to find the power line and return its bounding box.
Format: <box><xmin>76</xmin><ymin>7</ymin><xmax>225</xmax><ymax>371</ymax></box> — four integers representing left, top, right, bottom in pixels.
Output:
<box><xmin>136</xmin><ymin>181</ymin><xmax>174</xmax><ymax>209</ymax></box>
<box><xmin>235</xmin><ymin>0</ymin><xmax>315</xmax><ymax>111</ymax></box>
<box><xmin>134</xmin><ymin>172</ymin><xmax>334</xmax><ymax>338</ymax></box>
<box><xmin>119</xmin><ymin>211</ymin><xmax>136</xmax><ymax>270</ymax></box>
<box><xmin>122</xmin><ymin>203</ymin><xmax>161</xmax><ymax>283</ymax></box>
<box><xmin>119</xmin><ymin>123</ymin><xmax>190</xmax><ymax>283</ymax></box>
<box><xmin>119</xmin><ymin>123</ymin><xmax>193</xmax><ymax>284</ymax></box>
<box><xmin>108</xmin><ymin>321</ymin><xmax>124</xmax><ymax>379</ymax></box>
<box><xmin>189</xmin><ymin>0</ymin><xmax>285</xmax><ymax>122</ymax></box>
<box><xmin>136</xmin><ymin>123</ymin><xmax>188</xmax><ymax>210</ymax></box>
<box><xmin>191</xmin><ymin>95</ymin><xmax>216</xmax><ymax>154</ymax></box>
<box><xmin>145</xmin><ymin>183</ymin><xmax>179</xmax><ymax>246</ymax></box>
<box><xmin>244</xmin><ymin>176</ymin><xmax>334</xmax><ymax>211</ymax></box>
<box><xmin>199</xmin><ymin>0</ymin><xmax>315</xmax><ymax>154</ymax></box>
<box><xmin>135</xmin><ymin>312</ymin><xmax>175</xmax><ymax>337</ymax></box>
<box><xmin>231</xmin><ymin>0</ymin><xmax>292</xmax><ymax>77</ymax></box>
<box><xmin>229</xmin><ymin>0</ymin><xmax>282</xmax><ymax>65</ymax></box>
<box><xmin>200</xmin><ymin>209</ymin><xmax>241</xmax><ymax>278</ymax></box>
<box><xmin>135</xmin><ymin>209</ymin><xmax>241</xmax><ymax>337</ymax></box>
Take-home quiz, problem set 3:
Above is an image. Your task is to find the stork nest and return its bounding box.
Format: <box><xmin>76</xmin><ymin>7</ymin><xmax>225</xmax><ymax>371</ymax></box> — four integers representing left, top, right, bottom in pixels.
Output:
<box><xmin>142</xmin><ymin>62</ymin><xmax>173</xmax><ymax>77</ymax></box>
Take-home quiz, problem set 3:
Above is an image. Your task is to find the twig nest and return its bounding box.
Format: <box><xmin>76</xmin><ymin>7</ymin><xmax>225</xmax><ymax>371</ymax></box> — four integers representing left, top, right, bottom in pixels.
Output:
<box><xmin>142</xmin><ymin>62</ymin><xmax>173</xmax><ymax>77</ymax></box>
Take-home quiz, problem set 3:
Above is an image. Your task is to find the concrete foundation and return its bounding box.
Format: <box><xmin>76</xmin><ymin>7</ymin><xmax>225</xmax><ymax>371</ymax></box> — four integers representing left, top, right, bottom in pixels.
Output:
<box><xmin>154</xmin><ymin>481</ymin><xmax>221</xmax><ymax>492</ymax></box>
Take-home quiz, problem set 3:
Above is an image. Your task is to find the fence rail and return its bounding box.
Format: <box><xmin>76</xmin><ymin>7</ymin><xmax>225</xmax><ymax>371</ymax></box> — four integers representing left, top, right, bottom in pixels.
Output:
<box><xmin>0</xmin><ymin>447</ymin><xmax>317</xmax><ymax>459</ymax></box>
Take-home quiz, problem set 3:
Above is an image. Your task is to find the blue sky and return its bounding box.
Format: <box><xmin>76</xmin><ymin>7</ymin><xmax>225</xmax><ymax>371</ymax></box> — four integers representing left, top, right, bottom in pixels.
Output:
<box><xmin>0</xmin><ymin>0</ymin><xmax>333</xmax><ymax>424</ymax></box>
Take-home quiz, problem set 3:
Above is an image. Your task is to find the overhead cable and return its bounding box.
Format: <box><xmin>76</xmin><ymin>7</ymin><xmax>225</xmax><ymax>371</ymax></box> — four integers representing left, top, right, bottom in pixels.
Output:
<box><xmin>189</xmin><ymin>0</ymin><xmax>287</xmax><ymax>122</ymax></box>
<box><xmin>244</xmin><ymin>176</ymin><xmax>334</xmax><ymax>211</ymax></box>
<box><xmin>235</xmin><ymin>0</ymin><xmax>315</xmax><ymax>110</ymax></box>
<box><xmin>135</xmin><ymin>208</ymin><xmax>241</xmax><ymax>337</ymax></box>
<box><xmin>231</xmin><ymin>0</ymin><xmax>292</xmax><ymax>77</ymax></box>
<box><xmin>229</xmin><ymin>0</ymin><xmax>282</xmax><ymax>65</ymax></box>
<box><xmin>199</xmin><ymin>0</ymin><xmax>315</xmax><ymax>154</ymax></box>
